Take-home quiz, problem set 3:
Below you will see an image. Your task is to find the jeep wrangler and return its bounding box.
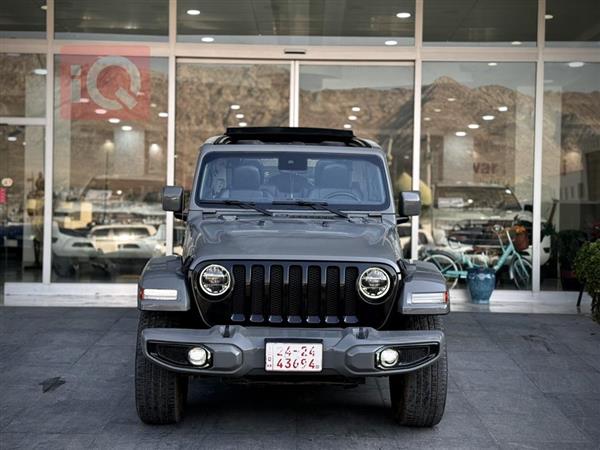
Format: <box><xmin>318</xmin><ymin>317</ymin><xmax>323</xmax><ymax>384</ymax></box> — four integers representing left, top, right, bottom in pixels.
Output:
<box><xmin>135</xmin><ymin>127</ymin><xmax>449</xmax><ymax>427</ymax></box>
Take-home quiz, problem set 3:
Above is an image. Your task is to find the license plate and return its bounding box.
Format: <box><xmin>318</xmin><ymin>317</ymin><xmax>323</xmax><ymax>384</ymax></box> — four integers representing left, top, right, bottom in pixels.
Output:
<box><xmin>265</xmin><ymin>342</ymin><xmax>323</xmax><ymax>372</ymax></box>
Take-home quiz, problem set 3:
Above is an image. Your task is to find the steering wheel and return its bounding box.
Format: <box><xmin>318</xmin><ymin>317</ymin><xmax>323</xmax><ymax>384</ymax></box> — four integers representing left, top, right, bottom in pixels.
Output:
<box><xmin>325</xmin><ymin>192</ymin><xmax>361</xmax><ymax>202</ymax></box>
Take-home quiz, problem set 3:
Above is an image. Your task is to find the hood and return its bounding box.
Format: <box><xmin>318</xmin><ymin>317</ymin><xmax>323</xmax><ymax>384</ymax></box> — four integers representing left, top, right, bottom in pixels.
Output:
<box><xmin>185</xmin><ymin>217</ymin><xmax>402</xmax><ymax>268</ymax></box>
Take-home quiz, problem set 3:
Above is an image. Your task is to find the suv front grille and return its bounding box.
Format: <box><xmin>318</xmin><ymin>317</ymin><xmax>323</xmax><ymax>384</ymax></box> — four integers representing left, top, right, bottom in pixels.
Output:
<box><xmin>193</xmin><ymin>261</ymin><xmax>397</xmax><ymax>329</ymax></box>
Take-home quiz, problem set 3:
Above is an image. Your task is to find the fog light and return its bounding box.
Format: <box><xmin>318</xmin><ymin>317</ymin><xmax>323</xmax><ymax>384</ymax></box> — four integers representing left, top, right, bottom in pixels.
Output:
<box><xmin>188</xmin><ymin>347</ymin><xmax>209</xmax><ymax>366</ymax></box>
<box><xmin>379</xmin><ymin>348</ymin><xmax>400</xmax><ymax>368</ymax></box>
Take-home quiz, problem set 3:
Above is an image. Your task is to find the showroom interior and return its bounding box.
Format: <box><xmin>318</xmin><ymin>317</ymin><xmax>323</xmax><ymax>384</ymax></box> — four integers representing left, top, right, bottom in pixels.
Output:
<box><xmin>0</xmin><ymin>0</ymin><xmax>598</xmax><ymax>306</ymax></box>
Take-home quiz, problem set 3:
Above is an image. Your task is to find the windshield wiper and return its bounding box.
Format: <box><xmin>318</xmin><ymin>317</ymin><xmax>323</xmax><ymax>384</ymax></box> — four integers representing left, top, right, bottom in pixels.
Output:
<box><xmin>201</xmin><ymin>199</ymin><xmax>273</xmax><ymax>216</ymax></box>
<box><xmin>271</xmin><ymin>200</ymin><xmax>348</xmax><ymax>219</ymax></box>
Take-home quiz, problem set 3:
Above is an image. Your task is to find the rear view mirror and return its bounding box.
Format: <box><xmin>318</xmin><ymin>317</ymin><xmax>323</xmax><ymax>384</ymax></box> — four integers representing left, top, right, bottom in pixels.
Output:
<box><xmin>162</xmin><ymin>186</ymin><xmax>184</xmax><ymax>213</ymax></box>
<box><xmin>398</xmin><ymin>191</ymin><xmax>421</xmax><ymax>217</ymax></box>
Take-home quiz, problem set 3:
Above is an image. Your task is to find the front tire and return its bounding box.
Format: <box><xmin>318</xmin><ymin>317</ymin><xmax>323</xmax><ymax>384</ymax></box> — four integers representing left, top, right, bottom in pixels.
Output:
<box><xmin>135</xmin><ymin>311</ymin><xmax>189</xmax><ymax>424</ymax></box>
<box><xmin>389</xmin><ymin>315</ymin><xmax>448</xmax><ymax>427</ymax></box>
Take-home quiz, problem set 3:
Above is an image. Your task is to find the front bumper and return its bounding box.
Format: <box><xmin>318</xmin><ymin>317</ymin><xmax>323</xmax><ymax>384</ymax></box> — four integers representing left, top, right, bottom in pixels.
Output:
<box><xmin>141</xmin><ymin>326</ymin><xmax>444</xmax><ymax>378</ymax></box>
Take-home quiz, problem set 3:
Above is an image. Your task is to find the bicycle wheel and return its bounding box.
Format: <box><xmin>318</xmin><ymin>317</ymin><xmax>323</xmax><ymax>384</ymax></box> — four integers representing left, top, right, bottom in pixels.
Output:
<box><xmin>511</xmin><ymin>257</ymin><xmax>532</xmax><ymax>290</ymax></box>
<box><xmin>423</xmin><ymin>253</ymin><xmax>460</xmax><ymax>290</ymax></box>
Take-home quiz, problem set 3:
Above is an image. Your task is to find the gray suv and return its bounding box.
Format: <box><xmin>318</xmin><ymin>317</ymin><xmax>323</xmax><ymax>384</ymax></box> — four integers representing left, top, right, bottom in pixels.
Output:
<box><xmin>135</xmin><ymin>127</ymin><xmax>449</xmax><ymax>427</ymax></box>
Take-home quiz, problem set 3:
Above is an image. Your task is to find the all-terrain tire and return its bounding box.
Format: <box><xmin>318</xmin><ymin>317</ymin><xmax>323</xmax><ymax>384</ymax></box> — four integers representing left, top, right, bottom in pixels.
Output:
<box><xmin>135</xmin><ymin>311</ymin><xmax>189</xmax><ymax>424</ymax></box>
<box><xmin>389</xmin><ymin>315</ymin><xmax>448</xmax><ymax>427</ymax></box>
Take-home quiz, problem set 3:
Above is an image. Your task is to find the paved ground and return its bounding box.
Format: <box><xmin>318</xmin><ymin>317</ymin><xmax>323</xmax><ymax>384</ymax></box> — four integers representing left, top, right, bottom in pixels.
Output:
<box><xmin>1</xmin><ymin>307</ymin><xmax>599</xmax><ymax>450</ymax></box>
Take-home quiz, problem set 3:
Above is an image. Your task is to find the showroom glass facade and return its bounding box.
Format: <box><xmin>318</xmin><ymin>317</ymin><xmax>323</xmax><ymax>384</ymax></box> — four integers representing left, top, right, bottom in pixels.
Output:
<box><xmin>1</xmin><ymin>0</ymin><xmax>599</xmax><ymax>299</ymax></box>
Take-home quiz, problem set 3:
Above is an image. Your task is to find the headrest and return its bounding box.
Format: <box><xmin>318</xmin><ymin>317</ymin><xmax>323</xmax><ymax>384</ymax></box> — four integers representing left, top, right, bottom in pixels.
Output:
<box><xmin>232</xmin><ymin>165</ymin><xmax>261</xmax><ymax>190</ymax></box>
<box><xmin>317</xmin><ymin>163</ymin><xmax>351</xmax><ymax>189</ymax></box>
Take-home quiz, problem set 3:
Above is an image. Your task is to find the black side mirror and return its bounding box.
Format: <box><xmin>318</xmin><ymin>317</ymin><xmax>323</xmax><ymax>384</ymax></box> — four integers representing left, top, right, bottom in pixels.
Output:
<box><xmin>398</xmin><ymin>191</ymin><xmax>421</xmax><ymax>217</ymax></box>
<box><xmin>162</xmin><ymin>186</ymin><xmax>184</xmax><ymax>213</ymax></box>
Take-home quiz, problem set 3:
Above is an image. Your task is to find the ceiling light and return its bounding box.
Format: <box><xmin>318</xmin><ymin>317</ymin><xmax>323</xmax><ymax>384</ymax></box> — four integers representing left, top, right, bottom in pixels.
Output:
<box><xmin>235</xmin><ymin>113</ymin><xmax>244</xmax><ymax>119</ymax></box>
<box><xmin>201</xmin><ymin>36</ymin><xmax>215</xmax><ymax>43</ymax></box>
<box><xmin>467</xmin><ymin>123</ymin><xmax>479</xmax><ymax>129</ymax></box>
<box><xmin>186</xmin><ymin>9</ymin><xmax>200</xmax><ymax>16</ymax></box>
<box><xmin>33</xmin><ymin>68</ymin><xmax>47</xmax><ymax>75</ymax></box>
<box><xmin>230</xmin><ymin>104</ymin><xmax>240</xmax><ymax>110</ymax></box>
<box><xmin>498</xmin><ymin>106</ymin><xmax>508</xmax><ymax>112</ymax></box>
<box><xmin>545</xmin><ymin>14</ymin><xmax>553</xmax><ymax>20</ymax></box>
<box><xmin>384</xmin><ymin>40</ymin><xmax>398</xmax><ymax>46</ymax></box>
<box><xmin>447</xmin><ymin>97</ymin><xmax>456</xmax><ymax>102</ymax></box>
<box><xmin>424</xmin><ymin>117</ymin><xmax>431</xmax><ymax>121</ymax></box>
<box><xmin>343</xmin><ymin>124</ymin><xmax>352</xmax><ymax>129</ymax></box>
<box><xmin>7</xmin><ymin>136</ymin><xmax>17</xmax><ymax>142</ymax></box>
<box><xmin>433</xmin><ymin>108</ymin><xmax>441</xmax><ymax>113</ymax></box>
<box><xmin>79</xmin><ymin>98</ymin><xmax>90</xmax><ymax>103</ymax></box>
<box><xmin>568</xmin><ymin>61</ymin><xmax>585</xmax><ymax>68</ymax></box>
<box><xmin>108</xmin><ymin>118</ymin><xmax>120</xmax><ymax>124</ymax></box>
<box><xmin>121</xmin><ymin>125</ymin><xmax>132</xmax><ymax>131</ymax></box>
<box><xmin>482</xmin><ymin>115</ymin><xmax>495</xmax><ymax>121</ymax></box>
<box><xmin>348</xmin><ymin>115</ymin><xmax>357</xmax><ymax>121</ymax></box>
<box><xmin>158</xmin><ymin>111</ymin><xmax>168</xmax><ymax>118</ymax></box>
<box><xmin>351</xmin><ymin>106</ymin><xmax>361</xmax><ymax>112</ymax></box>
<box><xmin>488</xmin><ymin>62</ymin><xmax>498</xmax><ymax>67</ymax></box>
<box><xmin>238</xmin><ymin>122</ymin><xmax>247</xmax><ymax>127</ymax></box>
<box><xmin>95</xmin><ymin>108</ymin><xmax>107</xmax><ymax>115</ymax></box>
<box><xmin>511</xmin><ymin>41</ymin><xmax>522</xmax><ymax>46</ymax></box>
<box><xmin>396</xmin><ymin>12</ymin><xmax>411</xmax><ymax>19</ymax></box>
<box><xmin>41</xmin><ymin>4</ymin><xmax>47</xmax><ymax>10</ymax></box>
<box><xmin>150</xmin><ymin>102</ymin><xmax>157</xmax><ymax>108</ymax></box>
<box><xmin>455</xmin><ymin>131</ymin><xmax>467</xmax><ymax>137</ymax></box>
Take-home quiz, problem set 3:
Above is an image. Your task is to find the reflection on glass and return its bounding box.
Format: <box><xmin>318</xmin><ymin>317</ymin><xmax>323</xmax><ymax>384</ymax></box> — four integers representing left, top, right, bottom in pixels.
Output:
<box><xmin>177</xmin><ymin>0</ymin><xmax>415</xmax><ymax>46</ymax></box>
<box><xmin>0</xmin><ymin>125</ymin><xmax>44</xmax><ymax>285</ymax></box>
<box><xmin>0</xmin><ymin>0</ymin><xmax>46</xmax><ymax>39</ymax></box>
<box><xmin>423</xmin><ymin>0</ymin><xmax>537</xmax><ymax>47</ymax></box>
<box><xmin>0</xmin><ymin>54</ymin><xmax>46</xmax><ymax>118</ymax></box>
<box><xmin>52</xmin><ymin>57</ymin><xmax>168</xmax><ymax>282</ymax></box>
<box><xmin>545</xmin><ymin>0</ymin><xmax>600</xmax><ymax>48</ymax></box>
<box><xmin>299</xmin><ymin>64</ymin><xmax>414</xmax><ymax>204</ymax></box>
<box><xmin>418</xmin><ymin>62</ymin><xmax>537</xmax><ymax>290</ymax></box>
<box><xmin>542</xmin><ymin>63</ymin><xmax>600</xmax><ymax>291</ymax></box>
<box><xmin>55</xmin><ymin>0</ymin><xmax>168</xmax><ymax>41</ymax></box>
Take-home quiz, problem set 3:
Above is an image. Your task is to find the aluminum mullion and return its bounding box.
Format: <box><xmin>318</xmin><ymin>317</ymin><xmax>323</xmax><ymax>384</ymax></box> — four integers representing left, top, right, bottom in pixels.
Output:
<box><xmin>165</xmin><ymin>0</ymin><xmax>177</xmax><ymax>255</ymax></box>
<box><xmin>289</xmin><ymin>61</ymin><xmax>299</xmax><ymax>127</ymax></box>
<box><xmin>0</xmin><ymin>117</ymin><xmax>45</xmax><ymax>126</ymax></box>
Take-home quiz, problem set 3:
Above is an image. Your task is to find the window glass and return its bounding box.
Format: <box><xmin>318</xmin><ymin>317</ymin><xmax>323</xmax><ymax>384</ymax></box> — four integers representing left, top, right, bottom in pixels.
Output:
<box><xmin>545</xmin><ymin>0</ymin><xmax>600</xmax><ymax>48</ymax></box>
<box><xmin>55</xmin><ymin>0</ymin><xmax>168</xmax><ymax>41</ymax></box>
<box><xmin>52</xmin><ymin>56</ymin><xmax>168</xmax><ymax>282</ymax></box>
<box><xmin>0</xmin><ymin>0</ymin><xmax>46</xmax><ymax>39</ymax></box>
<box><xmin>419</xmin><ymin>62</ymin><xmax>536</xmax><ymax>290</ymax></box>
<box><xmin>542</xmin><ymin>62</ymin><xmax>600</xmax><ymax>291</ymax></box>
<box><xmin>177</xmin><ymin>0</ymin><xmax>415</xmax><ymax>46</ymax></box>
<box><xmin>0</xmin><ymin>125</ymin><xmax>44</xmax><ymax>285</ymax></box>
<box><xmin>0</xmin><ymin>54</ymin><xmax>46</xmax><ymax>118</ymax></box>
<box><xmin>423</xmin><ymin>0</ymin><xmax>537</xmax><ymax>47</ymax></box>
<box><xmin>298</xmin><ymin>65</ymin><xmax>414</xmax><ymax>202</ymax></box>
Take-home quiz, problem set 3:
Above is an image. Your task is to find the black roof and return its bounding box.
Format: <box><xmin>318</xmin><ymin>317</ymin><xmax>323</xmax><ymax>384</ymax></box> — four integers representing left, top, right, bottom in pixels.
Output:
<box><xmin>211</xmin><ymin>127</ymin><xmax>376</xmax><ymax>148</ymax></box>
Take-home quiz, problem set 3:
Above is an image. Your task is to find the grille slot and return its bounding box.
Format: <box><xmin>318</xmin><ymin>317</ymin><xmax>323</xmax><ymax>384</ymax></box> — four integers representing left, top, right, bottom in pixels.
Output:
<box><xmin>250</xmin><ymin>265</ymin><xmax>265</xmax><ymax>323</ymax></box>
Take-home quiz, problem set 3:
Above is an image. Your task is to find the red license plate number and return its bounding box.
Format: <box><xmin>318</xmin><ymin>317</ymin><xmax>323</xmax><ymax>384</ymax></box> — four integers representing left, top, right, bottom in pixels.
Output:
<box><xmin>265</xmin><ymin>342</ymin><xmax>323</xmax><ymax>372</ymax></box>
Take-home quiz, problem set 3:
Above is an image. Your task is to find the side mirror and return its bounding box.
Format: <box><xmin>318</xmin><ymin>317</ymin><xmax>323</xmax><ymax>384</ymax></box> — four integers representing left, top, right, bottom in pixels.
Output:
<box><xmin>162</xmin><ymin>186</ymin><xmax>184</xmax><ymax>213</ymax></box>
<box><xmin>398</xmin><ymin>191</ymin><xmax>421</xmax><ymax>217</ymax></box>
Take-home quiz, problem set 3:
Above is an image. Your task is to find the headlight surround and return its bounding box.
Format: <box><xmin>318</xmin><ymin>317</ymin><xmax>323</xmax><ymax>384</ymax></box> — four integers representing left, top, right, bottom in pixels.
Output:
<box><xmin>199</xmin><ymin>264</ymin><xmax>232</xmax><ymax>297</ymax></box>
<box><xmin>357</xmin><ymin>267</ymin><xmax>391</xmax><ymax>302</ymax></box>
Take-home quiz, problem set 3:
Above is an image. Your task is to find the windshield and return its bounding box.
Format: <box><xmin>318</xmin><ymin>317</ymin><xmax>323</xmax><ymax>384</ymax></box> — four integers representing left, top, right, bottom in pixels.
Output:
<box><xmin>196</xmin><ymin>151</ymin><xmax>390</xmax><ymax>210</ymax></box>
<box><xmin>435</xmin><ymin>186</ymin><xmax>521</xmax><ymax>210</ymax></box>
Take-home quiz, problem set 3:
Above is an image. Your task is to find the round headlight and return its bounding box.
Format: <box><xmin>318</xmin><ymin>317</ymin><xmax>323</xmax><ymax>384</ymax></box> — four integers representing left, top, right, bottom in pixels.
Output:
<box><xmin>358</xmin><ymin>267</ymin><xmax>391</xmax><ymax>301</ymax></box>
<box><xmin>199</xmin><ymin>264</ymin><xmax>231</xmax><ymax>297</ymax></box>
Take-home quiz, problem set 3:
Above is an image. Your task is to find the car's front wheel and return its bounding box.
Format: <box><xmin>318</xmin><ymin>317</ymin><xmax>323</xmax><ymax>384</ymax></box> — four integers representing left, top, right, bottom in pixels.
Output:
<box><xmin>135</xmin><ymin>311</ymin><xmax>189</xmax><ymax>424</ymax></box>
<box><xmin>389</xmin><ymin>315</ymin><xmax>448</xmax><ymax>427</ymax></box>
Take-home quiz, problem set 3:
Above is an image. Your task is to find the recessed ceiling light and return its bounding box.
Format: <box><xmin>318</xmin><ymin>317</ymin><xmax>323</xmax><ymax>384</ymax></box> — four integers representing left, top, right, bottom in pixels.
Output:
<box><xmin>186</xmin><ymin>9</ymin><xmax>200</xmax><ymax>16</ymax></box>
<box><xmin>498</xmin><ymin>106</ymin><xmax>508</xmax><ymax>112</ymax></box>
<box><xmin>41</xmin><ymin>4</ymin><xmax>47</xmax><ymax>10</ymax></box>
<box><xmin>22</xmin><ymin>141</ymin><xmax>26</xmax><ymax>146</ymax></box>
<box><xmin>424</xmin><ymin>117</ymin><xmax>431</xmax><ymax>121</ymax></box>
<box><xmin>351</xmin><ymin>106</ymin><xmax>361</xmax><ymax>112</ymax></box>
<box><xmin>455</xmin><ymin>131</ymin><xmax>467</xmax><ymax>137</ymax></box>
<box><xmin>238</xmin><ymin>122</ymin><xmax>247</xmax><ymax>127</ymax></box>
<box><xmin>79</xmin><ymin>98</ymin><xmax>89</xmax><ymax>103</ymax></box>
<box><xmin>396</xmin><ymin>12</ymin><xmax>411</xmax><ymax>19</ymax></box>
<box><xmin>201</xmin><ymin>36</ymin><xmax>215</xmax><ymax>43</ymax></box>
<box><xmin>150</xmin><ymin>102</ymin><xmax>157</xmax><ymax>108</ymax></box>
<box><xmin>95</xmin><ymin>108</ymin><xmax>107</xmax><ymax>115</ymax></box>
<box><xmin>33</xmin><ymin>68</ymin><xmax>47</xmax><ymax>75</ymax></box>
<box><xmin>121</xmin><ymin>125</ymin><xmax>132</xmax><ymax>131</ymax></box>
<box><xmin>7</xmin><ymin>136</ymin><xmax>17</xmax><ymax>142</ymax></box>
<box><xmin>511</xmin><ymin>41</ymin><xmax>522</xmax><ymax>46</ymax></box>
<box><xmin>545</xmin><ymin>14</ymin><xmax>553</xmax><ymax>19</ymax></box>
<box><xmin>433</xmin><ymin>108</ymin><xmax>441</xmax><ymax>113</ymax></box>
<box><xmin>482</xmin><ymin>115</ymin><xmax>495</xmax><ymax>121</ymax></box>
<box><xmin>108</xmin><ymin>118</ymin><xmax>120</xmax><ymax>124</ymax></box>
<box><xmin>158</xmin><ymin>111</ymin><xmax>168</xmax><ymax>118</ymax></box>
<box><xmin>348</xmin><ymin>115</ymin><xmax>357</xmax><ymax>121</ymax></box>
<box><xmin>467</xmin><ymin>123</ymin><xmax>480</xmax><ymax>129</ymax></box>
<box><xmin>230</xmin><ymin>104</ymin><xmax>240</xmax><ymax>110</ymax></box>
<box><xmin>384</xmin><ymin>40</ymin><xmax>398</xmax><ymax>46</ymax></box>
<box><xmin>235</xmin><ymin>113</ymin><xmax>244</xmax><ymax>119</ymax></box>
<box><xmin>568</xmin><ymin>61</ymin><xmax>585</xmax><ymax>68</ymax></box>
<box><xmin>343</xmin><ymin>124</ymin><xmax>352</xmax><ymax>129</ymax></box>
<box><xmin>447</xmin><ymin>97</ymin><xmax>456</xmax><ymax>102</ymax></box>
<box><xmin>488</xmin><ymin>62</ymin><xmax>498</xmax><ymax>67</ymax></box>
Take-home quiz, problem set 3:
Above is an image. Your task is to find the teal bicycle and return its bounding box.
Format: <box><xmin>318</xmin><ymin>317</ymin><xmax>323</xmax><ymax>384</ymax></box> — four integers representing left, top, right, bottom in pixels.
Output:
<box><xmin>422</xmin><ymin>225</ymin><xmax>532</xmax><ymax>290</ymax></box>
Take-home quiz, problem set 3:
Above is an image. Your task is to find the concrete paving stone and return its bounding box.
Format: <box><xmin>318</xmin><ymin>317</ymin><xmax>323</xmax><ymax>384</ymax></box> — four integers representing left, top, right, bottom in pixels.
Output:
<box><xmin>72</xmin><ymin>343</ymin><xmax>136</xmax><ymax>366</ymax></box>
<box><xmin>15</xmin><ymin>342</ymin><xmax>92</xmax><ymax>365</ymax></box>
<box><xmin>453</xmin><ymin>368</ymin><xmax>540</xmax><ymax>393</ymax></box>
<box><xmin>443</xmin><ymin>390</ymin><xmax>476</xmax><ymax>415</ymax></box>
<box><xmin>109</xmin><ymin>316</ymin><xmax>139</xmax><ymax>331</ymax></box>
<box><xmin>298</xmin><ymin>435</ymin><xmax>501</xmax><ymax>450</ymax></box>
<box><xmin>173</xmin><ymin>433</ymin><xmax>297</xmax><ymax>450</ymax></box>
<box><xmin>526</xmin><ymin>369</ymin><xmax>600</xmax><ymax>394</ymax></box>
<box><xmin>444</xmin><ymin>322</ymin><xmax>488</xmax><ymax>337</ymax></box>
<box><xmin>0</xmin><ymin>432</ymin><xmax>97</xmax><ymax>450</ymax></box>
<box><xmin>571</xmin><ymin>416</ymin><xmax>600</xmax><ymax>444</ymax></box>
<box><xmin>94</xmin><ymin>330</ymin><xmax>138</xmax><ymax>346</ymax></box>
<box><xmin>544</xmin><ymin>393</ymin><xmax>600</xmax><ymax>417</ymax></box>
<box><xmin>26</xmin><ymin>330</ymin><xmax>105</xmax><ymax>348</ymax></box>
<box><xmin>446</xmin><ymin>334</ymin><xmax>504</xmax><ymax>352</ymax></box>
<box><xmin>493</xmin><ymin>335</ymin><xmax>575</xmax><ymax>356</ymax></box>
<box><xmin>562</xmin><ymin>338</ymin><xmax>600</xmax><ymax>355</ymax></box>
<box><xmin>504</xmin><ymin>441</ymin><xmax>599</xmax><ymax>450</ymax></box>
<box><xmin>0</xmin><ymin>363</ymin><xmax>72</xmax><ymax>387</ymax></box>
<box><xmin>463</xmin><ymin>389</ymin><xmax>564</xmax><ymax>417</ymax></box>
<box><xmin>508</xmin><ymin>350</ymin><xmax>598</xmax><ymax>372</ymax></box>
<box><xmin>449</xmin><ymin>351</ymin><xmax>522</xmax><ymax>371</ymax></box>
